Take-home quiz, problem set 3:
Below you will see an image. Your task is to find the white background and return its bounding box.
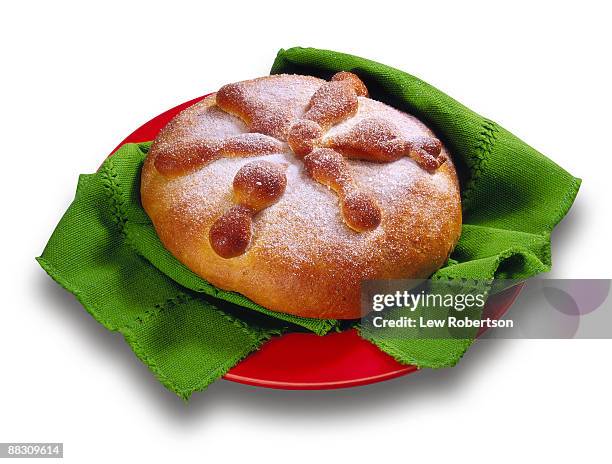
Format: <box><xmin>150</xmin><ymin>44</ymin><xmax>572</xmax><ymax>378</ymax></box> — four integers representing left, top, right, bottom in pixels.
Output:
<box><xmin>1</xmin><ymin>1</ymin><xmax>610</xmax><ymax>462</ymax></box>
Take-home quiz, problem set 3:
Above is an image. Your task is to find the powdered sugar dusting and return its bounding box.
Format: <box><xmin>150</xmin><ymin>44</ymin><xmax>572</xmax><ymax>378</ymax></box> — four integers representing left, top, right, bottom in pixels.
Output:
<box><xmin>155</xmin><ymin>100</ymin><xmax>246</xmax><ymax>153</ymax></box>
<box><xmin>143</xmin><ymin>74</ymin><xmax>460</xmax><ymax>309</ymax></box>
<box><xmin>325</xmin><ymin>97</ymin><xmax>431</xmax><ymax>140</ymax></box>
<box><xmin>216</xmin><ymin>74</ymin><xmax>324</xmax><ymax>140</ymax></box>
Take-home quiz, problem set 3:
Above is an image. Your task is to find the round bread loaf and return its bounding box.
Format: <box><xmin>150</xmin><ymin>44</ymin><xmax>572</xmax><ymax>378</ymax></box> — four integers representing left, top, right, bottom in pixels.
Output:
<box><xmin>141</xmin><ymin>73</ymin><xmax>462</xmax><ymax>319</ymax></box>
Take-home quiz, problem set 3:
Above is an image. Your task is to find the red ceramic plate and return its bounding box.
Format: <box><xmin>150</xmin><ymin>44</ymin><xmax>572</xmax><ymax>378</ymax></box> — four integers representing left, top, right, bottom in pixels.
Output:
<box><xmin>111</xmin><ymin>95</ymin><xmax>523</xmax><ymax>390</ymax></box>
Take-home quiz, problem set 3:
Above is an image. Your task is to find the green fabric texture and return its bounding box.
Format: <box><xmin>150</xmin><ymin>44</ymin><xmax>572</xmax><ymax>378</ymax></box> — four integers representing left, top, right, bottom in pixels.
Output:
<box><xmin>38</xmin><ymin>47</ymin><xmax>580</xmax><ymax>397</ymax></box>
<box><xmin>271</xmin><ymin>47</ymin><xmax>580</xmax><ymax>367</ymax></box>
<box><xmin>36</xmin><ymin>161</ymin><xmax>283</xmax><ymax>399</ymax></box>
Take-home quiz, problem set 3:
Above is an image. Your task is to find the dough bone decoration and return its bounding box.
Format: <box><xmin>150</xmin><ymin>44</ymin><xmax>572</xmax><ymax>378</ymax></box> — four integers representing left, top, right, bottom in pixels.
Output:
<box><xmin>153</xmin><ymin>72</ymin><xmax>445</xmax><ymax>258</ymax></box>
<box><xmin>209</xmin><ymin>161</ymin><xmax>287</xmax><ymax>258</ymax></box>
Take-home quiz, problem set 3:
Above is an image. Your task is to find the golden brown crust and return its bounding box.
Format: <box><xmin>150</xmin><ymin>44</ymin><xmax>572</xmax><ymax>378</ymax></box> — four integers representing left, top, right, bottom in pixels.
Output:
<box><xmin>303</xmin><ymin>148</ymin><xmax>381</xmax><ymax>232</ymax></box>
<box><xmin>141</xmin><ymin>73</ymin><xmax>462</xmax><ymax>319</ymax></box>
<box><xmin>304</xmin><ymin>80</ymin><xmax>359</xmax><ymax>130</ymax></box>
<box><xmin>331</xmin><ymin>71</ymin><xmax>369</xmax><ymax>97</ymax></box>
<box><xmin>287</xmin><ymin>120</ymin><xmax>323</xmax><ymax>157</ymax></box>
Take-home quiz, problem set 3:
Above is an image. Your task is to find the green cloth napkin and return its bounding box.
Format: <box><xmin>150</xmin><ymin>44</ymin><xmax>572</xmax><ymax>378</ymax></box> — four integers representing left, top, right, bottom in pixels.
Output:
<box><xmin>37</xmin><ymin>47</ymin><xmax>580</xmax><ymax>398</ymax></box>
<box><xmin>271</xmin><ymin>47</ymin><xmax>580</xmax><ymax>367</ymax></box>
<box><xmin>37</xmin><ymin>144</ymin><xmax>332</xmax><ymax>399</ymax></box>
